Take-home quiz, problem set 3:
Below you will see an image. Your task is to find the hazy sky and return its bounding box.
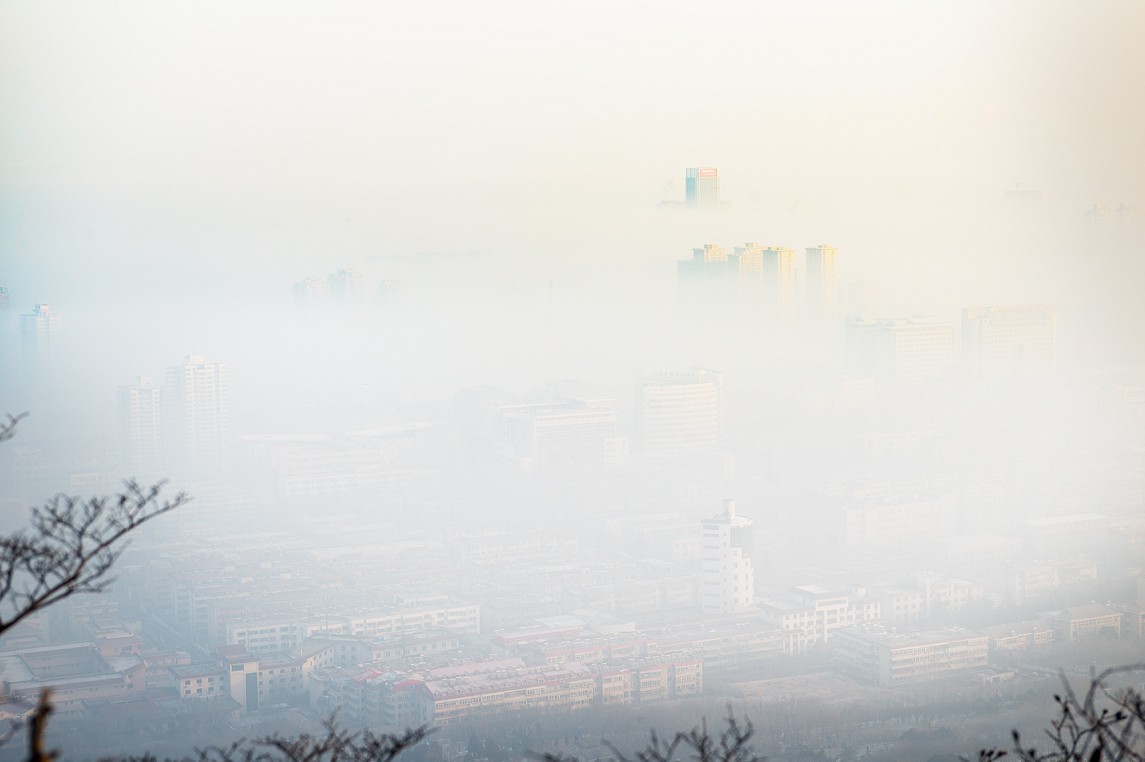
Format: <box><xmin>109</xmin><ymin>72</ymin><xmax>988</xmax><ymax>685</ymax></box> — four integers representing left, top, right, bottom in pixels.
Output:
<box><xmin>1</xmin><ymin>0</ymin><xmax>1143</xmax><ymax>301</ymax></box>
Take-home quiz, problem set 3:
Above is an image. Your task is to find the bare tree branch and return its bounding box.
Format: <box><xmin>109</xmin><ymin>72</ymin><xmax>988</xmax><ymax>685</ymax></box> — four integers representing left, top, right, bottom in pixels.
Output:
<box><xmin>0</xmin><ymin>480</ymin><xmax>189</xmax><ymax>638</ymax></box>
<box><xmin>0</xmin><ymin>412</ymin><xmax>29</xmax><ymax>444</ymax></box>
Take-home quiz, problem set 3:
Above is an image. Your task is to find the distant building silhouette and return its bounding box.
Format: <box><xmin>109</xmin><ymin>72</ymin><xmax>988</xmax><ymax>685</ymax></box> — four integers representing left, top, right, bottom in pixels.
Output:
<box><xmin>635</xmin><ymin>369</ymin><xmax>723</xmax><ymax>456</ymax></box>
<box><xmin>962</xmin><ymin>304</ymin><xmax>1056</xmax><ymax>374</ymax></box>
<box><xmin>118</xmin><ymin>376</ymin><xmax>164</xmax><ymax>477</ymax></box>
<box><xmin>685</xmin><ymin>167</ymin><xmax>719</xmax><ymax>209</ymax></box>
<box><xmin>327</xmin><ymin>269</ymin><xmax>366</xmax><ymax>301</ymax></box>
<box><xmin>495</xmin><ymin>398</ymin><xmax>627</xmax><ymax>473</ymax></box>
<box><xmin>846</xmin><ymin>317</ymin><xmax>955</xmax><ymax>382</ymax></box>
<box><xmin>19</xmin><ymin>303</ymin><xmax>61</xmax><ymax>395</ymax></box>
<box><xmin>805</xmin><ymin>245</ymin><xmax>840</xmax><ymax>320</ymax></box>
<box><xmin>762</xmin><ymin>246</ymin><xmax>797</xmax><ymax>328</ymax></box>
<box><xmin>165</xmin><ymin>355</ymin><xmax>229</xmax><ymax>473</ymax></box>
<box><xmin>701</xmin><ymin>500</ymin><xmax>755</xmax><ymax>615</ymax></box>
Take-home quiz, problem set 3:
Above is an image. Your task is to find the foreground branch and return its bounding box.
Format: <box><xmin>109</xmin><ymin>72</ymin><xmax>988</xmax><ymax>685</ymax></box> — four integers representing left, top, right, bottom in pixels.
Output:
<box><xmin>0</xmin><ymin>480</ymin><xmax>188</xmax><ymax>637</ymax></box>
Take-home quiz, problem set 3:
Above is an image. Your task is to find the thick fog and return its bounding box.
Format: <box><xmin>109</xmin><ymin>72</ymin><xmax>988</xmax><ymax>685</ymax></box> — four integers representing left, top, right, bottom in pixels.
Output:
<box><xmin>0</xmin><ymin>2</ymin><xmax>1144</xmax><ymax>760</ymax></box>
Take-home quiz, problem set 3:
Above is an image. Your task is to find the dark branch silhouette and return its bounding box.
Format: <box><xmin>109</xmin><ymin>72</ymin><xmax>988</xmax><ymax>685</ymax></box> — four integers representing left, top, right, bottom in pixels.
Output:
<box><xmin>0</xmin><ymin>479</ymin><xmax>189</xmax><ymax>637</ymax></box>
<box><xmin>537</xmin><ymin>708</ymin><xmax>764</xmax><ymax>762</ymax></box>
<box><xmin>0</xmin><ymin>411</ymin><xmax>28</xmax><ymax>444</ymax></box>
<box><xmin>977</xmin><ymin>664</ymin><xmax>1145</xmax><ymax>762</ymax></box>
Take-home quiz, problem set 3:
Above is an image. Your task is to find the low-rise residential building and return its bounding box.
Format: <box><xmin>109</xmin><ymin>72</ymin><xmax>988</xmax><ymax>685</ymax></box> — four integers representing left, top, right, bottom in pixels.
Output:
<box><xmin>172</xmin><ymin>663</ymin><xmax>228</xmax><ymax>700</ymax></box>
<box><xmin>0</xmin><ymin>643</ymin><xmax>147</xmax><ymax>713</ymax></box>
<box><xmin>1039</xmin><ymin>604</ymin><xmax>1122</xmax><ymax>643</ymax></box>
<box><xmin>758</xmin><ymin>585</ymin><xmax>881</xmax><ymax>653</ymax></box>
<box><xmin>831</xmin><ymin>625</ymin><xmax>989</xmax><ymax>687</ymax></box>
<box><xmin>979</xmin><ymin>621</ymin><xmax>1055</xmax><ymax>654</ymax></box>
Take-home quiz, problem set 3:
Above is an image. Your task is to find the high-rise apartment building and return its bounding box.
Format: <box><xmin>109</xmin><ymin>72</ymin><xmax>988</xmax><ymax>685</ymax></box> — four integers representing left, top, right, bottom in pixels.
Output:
<box><xmin>635</xmin><ymin>369</ymin><xmax>723</xmax><ymax>456</ymax></box>
<box><xmin>165</xmin><ymin>355</ymin><xmax>229</xmax><ymax>472</ymax></box>
<box><xmin>805</xmin><ymin>245</ymin><xmax>840</xmax><ymax>319</ymax></box>
<box><xmin>701</xmin><ymin>500</ymin><xmax>755</xmax><ymax>615</ymax></box>
<box><xmin>677</xmin><ymin>244</ymin><xmax>729</xmax><ymax>287</ymax></box>
<box><xmin>118</xmin><ymin>376</ymin><xmax>164</xmax><ymax>476</ymax></box>
<box><xmin>19</xmin><ymin>304</ymin><xmax>61</xmax><ymax>393</ymax></box>
<box><xmin>685</xmin><ymin>168</ymin><xmax>720</xmax><ymax>209</ymax></box>
<box><xmin>327</xmin><ymin>269</ymin><xmax>366</xmax><ymax>301</ymax></box>
<box><xmin>762</xmin><ymin>247</ymin><xmax>797</xmax><ymax>327</ymax></box>
<box><xmin>962</xmin><ymin>304</ymin><xmax>1056</xmax><ymax>374</ymax></box>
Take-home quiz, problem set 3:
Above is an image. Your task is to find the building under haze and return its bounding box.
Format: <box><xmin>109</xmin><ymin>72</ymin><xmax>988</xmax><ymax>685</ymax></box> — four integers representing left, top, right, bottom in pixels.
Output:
<box><xmin>117</xmin><ymin>376</ymin><xmax>164</xmax><ymax>477</ymax></box>
<box><xmin>635</xmin><ymin>369</ymin><xmax>724</xmax><ymax>456</ymax></box>
<box><xmin>495</xmin><ymin>398</ymin><xmax>627</xmax><ymax>473</ymax></box>
<box><xmin>701</xmin><ymin>500</ymin><xmax>755</xmax><ymax>615</ymax></box>
<box><xmin>327</xmin><ymin>269</ymin><xmax>366</xmax><ymax>301</ymax></box>
<box><xmin>685</xmin><ymin>167</ymin><xmax>720</xmax><ymax>209</ymax></box>
<box><xmin>846</xmin><ymin>317</ymin><xmax>955</xmax><ymax>382</ymax></box>
<box><xmin>293</xmin><ymin>276</ymin><xmax>330</xmax><ymax>307</ymax></box>
<box><xmin>962</xmin><ymin>304</ymin><xmax>1056</xmax><ymax>374</ymax></box>
<box><xmin>762</xmin><ymin>246</ymin><xmax>797</xmax><ymax>328</ymax></box>
<box><xmin>805</xmin><ymin>245</ymin><xmax>840</xmax><ymax>325</ymax></box>
<box><xmin>164</xmin><ymin>355</ymin><xmax>229</xmax><ymax>473</ymax></box>
<box><xmin>19</xmin><ymin>303</ymin><xmax>61</xmax><ymax>393</ymax></box>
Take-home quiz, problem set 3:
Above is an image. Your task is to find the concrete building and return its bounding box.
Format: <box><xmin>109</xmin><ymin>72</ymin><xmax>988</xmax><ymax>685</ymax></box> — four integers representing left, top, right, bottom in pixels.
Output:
<box><xmin>762</xmin><ymin>246</ymin><xmax>797</xmax><ymax>327</ymax></box>
<box><xmin>239</xmin><ymin>424</ymin><xmax>430</xmax><ymax>502</ymax></box>
<box><xmin>1039</xmin><ymin>604</ymin><xmax>1122</xmax><ymax>643</ymax></box>
<box><xmin>118</xmin><ymin>376</ymin><xmax>164</xmax><ymax>477</ymax></box>
<box><xmin>846</xmin><ymin>317</ymin><xmax>955</xmax><ymax>382</ymax></box>
<box><xmin>979</xmin><ymin>621</ymin><xmax>1054</xmax><ymax>654</ymax></box>
<box><xmin>701</xmin><ymin>500</ymin><xmax>755</xmax><ymax>615</ymax></box>
<box><xmin>0</xmin><ymin>642</ymin><xmax>147</xmax><ymax>713</ymax></box>
<box><xmin>805</xmin><ymin>245</ymin><xmax>840</xmax><ymax>323</ymax></box>
<box><xmin>831</xmin><ymin>625</ymin><xmax>989</xmax><ymax>687</ymax></box>
<box><xmin>18</xmin><ymin>303</ymin><xmax>61</xmax><ymax>394</ymax></box>
<box><xmin>685</xmin><ymin>167</ymin><xmax>720</xmax><ymax>209</ymax></box>
<box><xmin>496</xmin><ymin>399</ymin><xmax>627</xmax><ymax>472</ymax></box>
<box><xmin>962</xmin><ymin>304</ymin><xmax>1056</xmax><ymax>374</ymax></box>
<box><xmin>165</xmin><ymin>355</ymin><xmax>229</xmax><ymax>472</ymax></box>
<box><xmin>840</xmin><ymin>487</ymin><xmax>958</xmax><ymax>548</ymax></box>
<box><xmin>758</xmin><ymin>585</ymin><xmax>881</xmax><ymax>652</ymax></box>
<box><xmin>327</xmin><ymin>269</ymin><xmax>366</xmax><ymax>300</ymax></box>
<box><xmin>635</xmin><ymin>369</ymin><xmax>723</xmax><ymax>456</ymax></box>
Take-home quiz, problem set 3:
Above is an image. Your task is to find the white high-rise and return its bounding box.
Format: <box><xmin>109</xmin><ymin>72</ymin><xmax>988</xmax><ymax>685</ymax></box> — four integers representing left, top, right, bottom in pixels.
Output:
<box><xmin>701</xmin><ymin>500</ymin><xmax>755</xmax><ymax>615</ymax></box>
<box><xmin>805</xmin><ymin>245</ymin><xmax>840</xmax><ymax>322</ymax></box>
<box><xmin>118</xmin><ymin>376</ymin><xmax>164</xmax><ymax>476</ymax></box>
<box><xmin>165</xmin><ymin>355</ymin><xmax>229</xmax><ymax>472</ymax></box>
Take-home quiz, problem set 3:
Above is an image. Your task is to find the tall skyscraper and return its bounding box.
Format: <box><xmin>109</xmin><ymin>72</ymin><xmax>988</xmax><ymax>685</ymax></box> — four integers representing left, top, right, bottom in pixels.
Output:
<box><xmin>19</xmin><ymin>304</ymin><xmax>61</xmax><ymax>394</ymax></box>
<box><xmin>685</xmin><ymin>167</ymin><xmax>720</xmax><ymax>209</ymax></box>
<box><xmin>962</xmin><ymin>305</ymin><xmax>1056</xmax><ymax>374</ymax></box>
<box><xmin>635</xmin><ymin>369</ymin><xmax>724</xmax><ymax>456</ymax></box>
<box><xmin>762</xmin><ymin>247</ymin><xmax>797</xmax><ymax>327</ymax></box>
<box><xmin>165</xmin><ymin>355</ymin><xmax>229</xmax><ymax>472</ymax></box>
<box><xmin>293</xmin><ymin>276</ymin><xmax>330</xmax><ymax>307</ymax></box>
<box><xmin>118</xmin><ymin>376</ymin><xmax>164</xmax><ymax>476</ymax></box>
<box><xmin>701</xmin><ymin>499</ymin><xmax>755</xmax><ymax>615</ymax></box>
<box><xmin>677</xmin><ymin>244</ymin><xmax>729</xmax><ymax>288</ymax></box>
<box><xmin>805</xmin><ymin>245</ymin><xmax>840</xmax><ymax>316</ymax></box>
<box><xmin>0</xmin><ymin>287</ymin><xmax>9</xmax><ymax>311</ymax></box>
<box><xmin>327</xmin><ymin>269</ymin><xmax>366</xmax><ymax>301</ymax></box>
